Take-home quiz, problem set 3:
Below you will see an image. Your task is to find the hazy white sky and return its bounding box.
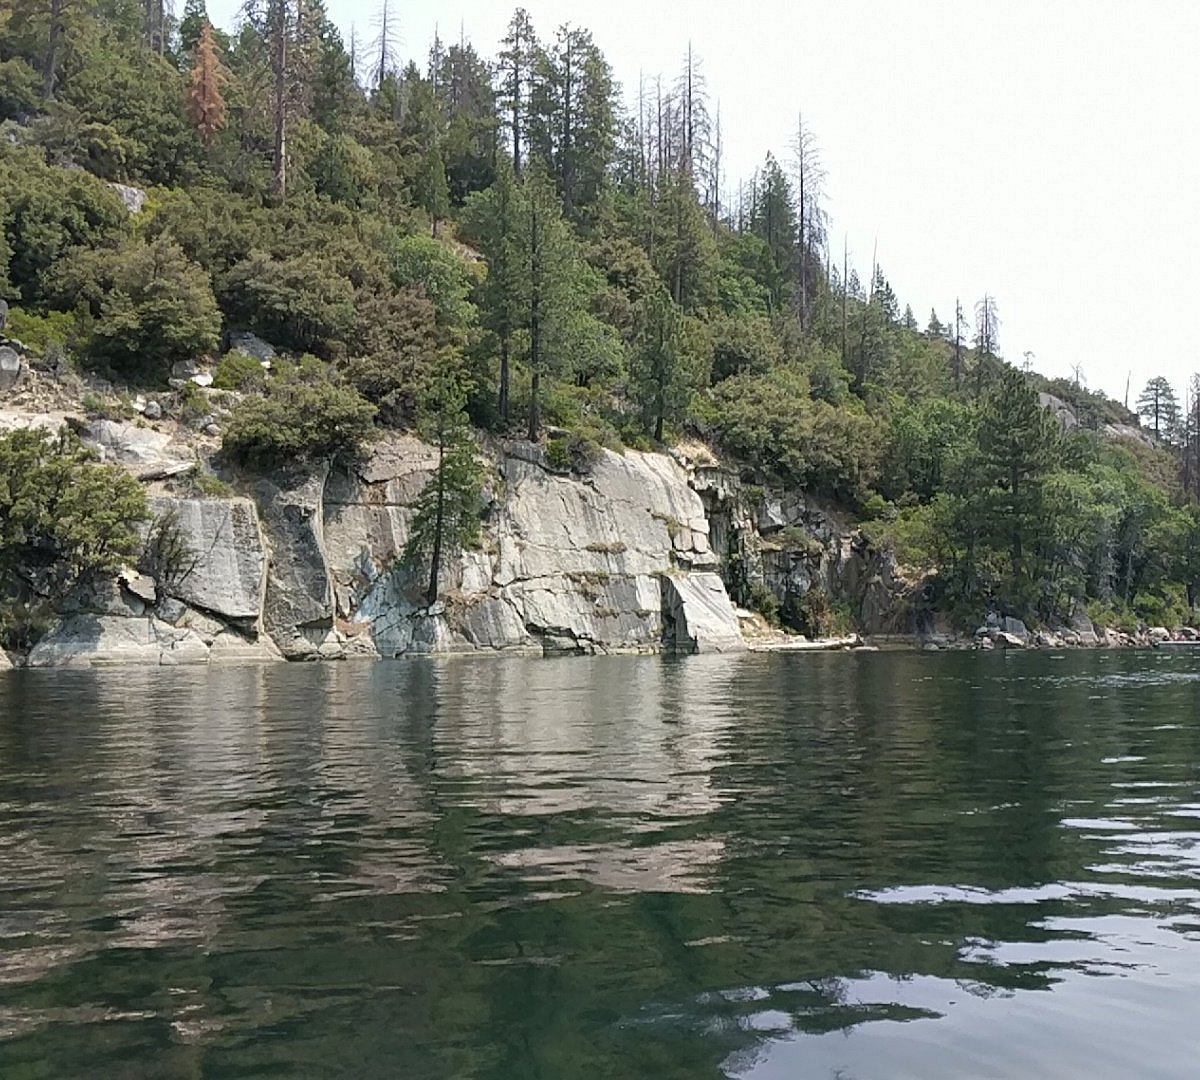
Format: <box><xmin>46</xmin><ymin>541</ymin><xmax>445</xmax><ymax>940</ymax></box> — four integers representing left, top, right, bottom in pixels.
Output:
<box><xmin>209</xmin><ymin>0</ymin><xmax>1200</xmax><ymax>406</ymax></box>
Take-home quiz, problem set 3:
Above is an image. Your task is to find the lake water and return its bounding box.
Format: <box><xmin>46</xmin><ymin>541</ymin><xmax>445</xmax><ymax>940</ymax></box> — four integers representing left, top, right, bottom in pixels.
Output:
<box><xmin>2</xmin><ymin>650</ymin><xmax>1200</xmax><ymax>1078</ymax></box>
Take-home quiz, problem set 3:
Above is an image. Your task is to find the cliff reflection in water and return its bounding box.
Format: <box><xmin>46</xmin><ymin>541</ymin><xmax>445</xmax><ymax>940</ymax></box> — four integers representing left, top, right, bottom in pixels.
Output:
<box><xmin>2</xmin><ymin>650</ymin><xmax>1200</xmax><ymax>1078</ymax></box>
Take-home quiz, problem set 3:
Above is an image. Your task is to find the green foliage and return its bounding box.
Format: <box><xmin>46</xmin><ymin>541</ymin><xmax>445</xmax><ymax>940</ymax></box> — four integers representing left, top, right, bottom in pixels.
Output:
<box><xmin>57</xmin><ymin>236</ymin><xmax>220</xmax><ymax>377</ymax></box>
<box><xmin>218</xmin><ymin>250</ymin><xmax>355</xmax><ymax>357</ymax></box>
<box><xmin>0</xmin><ymin>143</ymin><xmax>131</xmax><ymax>304</ymax></box>
<box><xmin>711</xmin><ymin>365</ymin><xmax>881</xmax><ymax>501</ymax></box>
<box><xmin>212</xmin><ymin>349</ymin><xmax>265</xmax><ymax>391</ymax></box>
<box><xmin>222</xmin><ymin>370</ymin><xmax>376</xmax><ymax>468</ymax></box>
<box><xmin>2</xmin><ymin>306</ymin><xmax>77</xmax><ymax>361</ymax></box>
<box><xmin>403</xmin><ymin>372</ymin><xmax>483</xmax><ymax>604</ymax></box>
<box><xmin>748</xmin><ymin>582</ymin><xmax>781</xmax><ymax>627</ymax></box>
<box><xmin>0</xmin><ymin>428</ymin><xmax>148</xmax><ymax>645</ymax></box>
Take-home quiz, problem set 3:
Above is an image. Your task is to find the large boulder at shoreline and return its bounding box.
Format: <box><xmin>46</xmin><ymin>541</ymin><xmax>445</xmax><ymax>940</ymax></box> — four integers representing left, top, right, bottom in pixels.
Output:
<box><xmin>0</xmin><ymin>650</ymin><xmax>11</xmax><ymax>672</ymax></box>
<box><xmin>27</xmin><ymin>615</ymin><xmax>211</xmax><ymax>667</ymax></box>
<box><xmin>662</xmin><ymin>572</ymin><xmax>746</xmax><ymax>653</ymax></box>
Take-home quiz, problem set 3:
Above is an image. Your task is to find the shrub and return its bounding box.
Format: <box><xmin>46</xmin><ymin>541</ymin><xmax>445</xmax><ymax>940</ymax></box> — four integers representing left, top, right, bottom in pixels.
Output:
<box><xmin>0</xmin><ymin>428</ymin><xmax>148</xmax><ymax>645</ymax></box>
<box><xmin>213</xmin><ymin>349</ymin><xmax>266</xmax><ymax>392</ymax></box>
<box><xmin>2</xmin><ymin>307</ymin><xmax>78</xmax><ymax>360</ymax></box>
<box><xmin>749</xmin><ymin>581</ymin><xmax>781</xmax><ymax>627</ymax></box>
<box><xmin>54</xmin><ymin>236</ymin><xmax>220</xmax><ymax>378</ymax></box>
<box><xmin>222</xmin><ymin>372</ymin><xmax>376</xmax><ymax>468</ymax></box>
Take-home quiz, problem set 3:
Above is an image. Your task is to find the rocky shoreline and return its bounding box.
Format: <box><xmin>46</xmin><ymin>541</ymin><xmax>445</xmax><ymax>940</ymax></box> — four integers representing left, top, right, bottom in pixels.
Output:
<box><xmin>1</xmin><ymin>359</ymin><xmax>1192</xmax><ymax>671</ymax></box>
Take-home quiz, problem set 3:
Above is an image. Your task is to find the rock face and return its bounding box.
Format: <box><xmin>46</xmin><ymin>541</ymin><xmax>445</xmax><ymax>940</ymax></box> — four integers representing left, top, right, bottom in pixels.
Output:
<box><xmin>321</xmin><ymin>437</ymin><xmax>739</xmax><ymax>656</ymax></box>
<box><xmin>0</xmin><ymin>649</ymin><xmax>11</xmax><ymax>672</ymax></box>
<box><xmin>109</xmin><ymin>182</ymin><xmax>147</xmax><ymax>214</ymax></box>
<box><xmin>254</xmin><ymin>464</ymin><xmax>339</xmax><ymax>659</ymax></box>
<box><xmin>227</xmin><ymin>331</ymin><xmax>276</xmax><ymax>362</ymax></box>
<box><xmin>150</xmin><ymin>497</ymin><xmax>266</xmax><ymax>624</ymax></box>
<box><xmin>662</xmin><ymin>573</ymin><xmax>746</xmax><ymax>652</ymax></box>
<box><xmin>16</xmin><ymin>434</ymin><xmax>754</xmax><ymax>665</ymax></box>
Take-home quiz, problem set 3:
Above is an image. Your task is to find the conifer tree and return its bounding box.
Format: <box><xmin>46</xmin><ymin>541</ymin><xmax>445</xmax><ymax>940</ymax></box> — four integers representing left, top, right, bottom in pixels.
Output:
<box><xmin>185</xmin><ymin>21</ymin><xmax>227</xmax><ymax>147</ymax></box>
<box><xmin>404</xmin><ymin>369</ymin><xmax>482</xmax><ymax>606</ymax></box>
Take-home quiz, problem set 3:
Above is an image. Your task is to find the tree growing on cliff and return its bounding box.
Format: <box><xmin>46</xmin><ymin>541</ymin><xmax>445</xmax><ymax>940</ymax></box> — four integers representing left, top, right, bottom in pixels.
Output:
<box><xmin>404</xmin><ymin>371</ymin><xmax>482</xmax><ymax>605</ymax></box>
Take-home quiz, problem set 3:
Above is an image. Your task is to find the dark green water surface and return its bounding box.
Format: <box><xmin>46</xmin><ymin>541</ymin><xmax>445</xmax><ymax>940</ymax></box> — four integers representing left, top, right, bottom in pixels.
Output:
<box><xmin>3</xmin><ymin>649</ymin><xmax>1200</xmax><ymax>1079</ymax></box>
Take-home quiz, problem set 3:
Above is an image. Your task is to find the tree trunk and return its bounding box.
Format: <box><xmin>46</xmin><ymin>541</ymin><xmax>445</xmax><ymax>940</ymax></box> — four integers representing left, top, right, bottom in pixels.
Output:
<box><xmin>271</xmin><ymin>0</ymin><xmax>288</xmax><ymax>203</ymax></box>
<box><xmin>43</xmin><ymin>0</ymin><xmax>65</xmax><ymax>99</ymax></box>
<box><xmin>528</xmin><ymin>195</ymin><xmax>541</xmax><ymax>442</ymax></box>
<box><xmin>427</xmin><ymin>432</ymin><xmax>445</xmax><ymax>605</ymax></box>
<box><xmin>498</xmin><ymin>334</ymin><xmax>510</xmax><ymax>424</ymax></box>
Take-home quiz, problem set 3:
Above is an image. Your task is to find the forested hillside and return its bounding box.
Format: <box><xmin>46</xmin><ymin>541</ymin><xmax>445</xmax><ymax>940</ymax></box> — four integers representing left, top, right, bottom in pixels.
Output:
<box><xmin>2</xmin><ymin>0</ymin><xmax>1199</xmax><ymax>632</ymax></box>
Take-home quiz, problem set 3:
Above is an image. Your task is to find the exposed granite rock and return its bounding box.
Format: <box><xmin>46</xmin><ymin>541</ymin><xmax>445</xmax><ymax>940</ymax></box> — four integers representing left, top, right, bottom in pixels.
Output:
<box><xmin>27</xmin><ymin>615</ymin><xmax>211</xmax><ymax>667</ymax></box>
<box><xmin>227</xmin><ymin>331</ymin><xmax>276</xmax><ymax>362</ymax></box>
<box><xmin>80</xmin><ymin>419</ymin><xmax>192</xmax><ymax>479</ymax></box>
<box><xmin>253</xmin><ymin>463</ymin><xmax>336</xmax><ymax>658</ymax></box>
<box><xmin>0</xmin><ymin>650</ymin><xmax>11</xmax><ymax>672</ymax></box>
<box><xmin>328</xmin><ymin>439</ymin><xmax>729</xmax><ymax>655</ymax></box>
<box><xmin>0</xmin><ymin>346</ymin><xmax>22</xmax><ymax>393</ymax></box>
<box><xmin>661</xmin><ymin>572</ymin><xmax>746</xmax><ymax>653</ymax></box>
<box><xmin>109</xmin><ymin>182</ymin><xmax>146</xmax><ymax>214</ymax></box>
<box><xmin>150</xmin><ymin>497</ymin><xmax>266</xmax><ymax>624</ymax></box>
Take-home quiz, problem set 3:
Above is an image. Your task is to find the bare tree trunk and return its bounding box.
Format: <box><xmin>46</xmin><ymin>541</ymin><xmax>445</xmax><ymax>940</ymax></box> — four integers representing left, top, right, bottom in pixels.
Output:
<box><xmin>527</xmin><ymin>195</ymin><xmax>542</xmax><ymax>442</ymax></box>
<box><xmin>498</xmin><ymin>334</ymin><xmax>510</xmax><ymax>424</ymax></box>
<box><xmin>43</xmin><ymin>0</ymin><xmax>66</xmax><ymax>99</ymax></box>
<box><xmin>427</xmin><ymin>428</ymin><xmax>446</xmax><ymax>604</ymax></box>
<box><xmin>271</xmin><ymin>0</ymin><xmax>289</xmax><ymax>202</ymax></box>
<box><xmin>840</xmin><ymin>236</ymin><xmax>848</xmax><ymax>367</ymax></box>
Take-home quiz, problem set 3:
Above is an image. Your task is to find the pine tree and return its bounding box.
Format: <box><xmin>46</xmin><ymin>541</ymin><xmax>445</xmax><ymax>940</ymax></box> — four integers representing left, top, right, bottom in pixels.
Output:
<box><xmin>178</xmin><ymin>0</ymin><xmax>207</xmax><ymax>54</ymax></box>
<box><xmin>185</xmin><ymin>21</ymin><xmax>227</xmax><ymax>147</ymax></box>
<box><xmin>463</xmin><ymin>158</ymin><xmax>521</xmax><ymax>423</ymax></box>
<box><xmin>1137</xmin><ymin>376</ymin><xmax>1181</xmax><ymax>442</ymax></box>
<box><xmin>497</xmin><ymin>7</ymin><xmax>536</xmax><ymax>176</ymax></box>
<box><xmin>404</xmin><ymin>370</ymin><xmax>482</xmax><ymax>606</ymax></box>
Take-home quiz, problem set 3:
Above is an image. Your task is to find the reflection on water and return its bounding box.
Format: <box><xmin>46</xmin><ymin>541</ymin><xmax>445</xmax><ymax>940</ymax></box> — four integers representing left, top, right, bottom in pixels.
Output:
<box><xmin>2</xmin><ymin>650</ymin><xmax>1200</xmax><ymax>1078</ymax></box>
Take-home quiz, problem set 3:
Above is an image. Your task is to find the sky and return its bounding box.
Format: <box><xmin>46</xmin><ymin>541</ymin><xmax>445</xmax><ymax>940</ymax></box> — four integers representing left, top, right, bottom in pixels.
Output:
<box><xmin>208</xmin><ymin>0</ymin><xmax>1200</xmax><ymax>407</ymax></box>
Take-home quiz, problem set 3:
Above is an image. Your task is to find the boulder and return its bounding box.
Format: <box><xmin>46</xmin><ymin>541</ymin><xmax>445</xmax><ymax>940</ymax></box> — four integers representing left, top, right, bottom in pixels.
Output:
<box><xmin>150</xmin><ymin>496</ymin><xmax>266</xmax><ymax>624</ymax></box>
<box><xmin>0</xmin><ymin>346</ymin><xmax>22</xmax><ymax>392</ymax></box>
<box><xmin>0</xmin><ymin>297</ymin><xmax>7</xmax><ymax>331</ymax></box>
<box><xmin>228</xmin><ymin>331</ymin><xmax>276</xmax><ymax>362</ymax></box>
<box><xmin>661</xmin><ymin>572</ymin><xmax>745</xmax><ymax>653</ymax></box>
<box><xmin>1148</xmin><ymin>626</ymin><xmax>1172</xmax><ymax>644</ymax></box>
<box><xmin>995</xmin><ymin>631</ymin><xmax>1026</xmax><ymax>649</ymax></box>
<box><xmin>81</xmin><ymin>419</ymin><xmax>192</xmax><ymax>479</ymax></box>
<box><xmin>143</xmin><ymin>400</ymin><xmax>162</xmax><ymax>421</ymax></box>
<box><xmin>109</xmin><ymin>182</ymin><xmax>146</xmax><ymax>214</ymax></box>
<box><xmin>27</xmin><ymin>615</ymin><xmax>210</xmax><ymax>667</ymax></box>
<box><xmin>1000</xmin><ymin>616</ymin><xmax>1029</xmax><ymax>642</ymax></box>
<box><xmin>1038</xmin><ymin>393</ymin><xmax>1079</xmax><ymax>432</ymax></box>
<box><xmin>0</xmin><ymin>649</ymin><xmax>11</xmax><ymax>672</ymax></box>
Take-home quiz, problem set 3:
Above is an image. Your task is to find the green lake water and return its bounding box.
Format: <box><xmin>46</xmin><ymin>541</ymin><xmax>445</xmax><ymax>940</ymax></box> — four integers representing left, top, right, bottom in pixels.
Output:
<box><xmin>2</xmin><ymin>649</ymin><xmax>1200</xmax><ymax>1078</ymax></box>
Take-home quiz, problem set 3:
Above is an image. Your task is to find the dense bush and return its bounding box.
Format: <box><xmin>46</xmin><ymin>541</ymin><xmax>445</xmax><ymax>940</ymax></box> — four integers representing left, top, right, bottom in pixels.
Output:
<box><xmin>222</xmin><ymin>368</ymin><xmax>377</xmax><ymax>468</ymax></box>
<box><xmin>0</xmin><ymin>428</ymin><xmax>148</xmax><ymax>644</ymax></box>
<box><xmin>55</xmin><ymin>236</ymin><xmax>221</xmax><ymax>376</ymax></box>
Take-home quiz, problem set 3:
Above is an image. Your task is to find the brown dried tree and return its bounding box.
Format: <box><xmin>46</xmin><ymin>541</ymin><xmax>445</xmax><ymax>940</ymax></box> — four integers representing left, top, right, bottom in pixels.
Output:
<box><xmin>185</xmin><ymin>21</ymin><xmax>227</xmax><ymax>147</ymax></box>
